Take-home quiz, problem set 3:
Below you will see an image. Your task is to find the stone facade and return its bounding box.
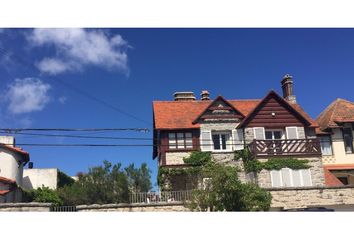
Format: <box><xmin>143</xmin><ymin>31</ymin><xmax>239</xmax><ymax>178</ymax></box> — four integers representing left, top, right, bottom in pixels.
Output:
<box><xmin>199</xmin><ymin>121</ymin><xmax>240</xmax><ymax>132</ymax></box>
<box><xmin>269</xmin><ymin>186</ymin><xmax>354</xmax><ymax>210</ymax></box>
<box><xmin>256</xmin><ymin>157</ymin><xmax>325</xmax><ymax>188</ymax></box>
<box><xmin>76</xmin><ymin>202</ymin><xmax>189</xmax><ymax>212</ymax></box>
<box><xmin>165</xmin><ymin>152</ymin><xmax>191</xmax><ymax>165</ymax></box>
<box><xmin>0</xmin><ymin>202</ymin><xmax>52</xmax><ymax>212</ymax></box>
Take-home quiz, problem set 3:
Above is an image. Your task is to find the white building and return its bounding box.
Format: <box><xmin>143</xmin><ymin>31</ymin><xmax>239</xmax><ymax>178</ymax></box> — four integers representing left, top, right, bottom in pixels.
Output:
<box><xmin>0</xmin><ymin>136</ymin><xmax>30</xmax><ymax>203</ymax></box>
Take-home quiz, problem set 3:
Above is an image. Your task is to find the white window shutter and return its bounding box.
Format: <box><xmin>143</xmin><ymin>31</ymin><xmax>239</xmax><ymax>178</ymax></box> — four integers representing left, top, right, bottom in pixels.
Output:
<box><xmin>200</xmin><ymin>130</ymin><xmax>212</xmax><ymax>151</ymax></box>
<box><xmin>232</xmin><ymin>129</ymin><xmax>244</xmax><ymax>150</ymax></box>
<box><xmin>270</xmin><ymin>170</ymin><xmax>282</xmax><ymax>187</ymax></box>
<box><xmin>301</xmin><ymin>169</ymin><xmax>312</xmax><ymax>187</ymax></box>
<box><xmin>253</xmin><ymin>127</ymin><xmax>265</xmax><ymax>140</ymax></box>
<box><xmin>281</xmin><ymin>168</ymin><xmax>292</xmax><ymax>187</ymax></box>
<box><xmin>292</xmin><ymin>170</ymin><xmax>302</xmax><ymax>187</ymax></box>
<box><xmin>286</xmin><ymin>127</ymin><xmax>299</xmax><ymax>139</ymax></box>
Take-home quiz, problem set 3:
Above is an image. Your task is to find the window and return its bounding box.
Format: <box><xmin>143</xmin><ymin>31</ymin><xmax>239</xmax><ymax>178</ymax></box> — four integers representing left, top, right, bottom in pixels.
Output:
<box><xmin>168</xmin><ymin>132</ymin><xmax>193</xmax><ymax>149</ymax></box>
<box><xmin>343</xmin><ymin>128</ymin><xmax>354</xmax><ymax>154</ymax></box>
<box><xmin>270</xmin><ymin>168</ymin><xmax>312</xmax><ymax>188</ymax></box>
<box><xmin>320</xmin><ymin>136</ymin><xmax>333</xmax><ymax>156</ymax></box>
<box><xmin>265</xmin><ymin>130</ymin><xmax>284</xmax><ymax>140</ymax></box>
<box><xmin>212</xmin><ymin>131</ymin><xmax>232</xmax><ymax>151</ymax></box>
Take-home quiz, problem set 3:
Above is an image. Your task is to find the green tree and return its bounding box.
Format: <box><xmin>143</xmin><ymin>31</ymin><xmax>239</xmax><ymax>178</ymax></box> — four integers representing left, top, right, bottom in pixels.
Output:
<box><xmin>58</xmin><ymin>160</ymin><xmax>129</xmax><ymax>205</ymax></box>
<box><xmin>23</xmin><ymin>186</ymin><xmax>63</xmax><ymax>206</ymax></box>
<box><xmin>125</xmin><ymin>163</ymin><xmax>152</xmax><ymax>193</ymax></box>
<box><xmin>188</xmin><ymin>162</ymin><xmax>272</xmax><ymax>212</ymax></box>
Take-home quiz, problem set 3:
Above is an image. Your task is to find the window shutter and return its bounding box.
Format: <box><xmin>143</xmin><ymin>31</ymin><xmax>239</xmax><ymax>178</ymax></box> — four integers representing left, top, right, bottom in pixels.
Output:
<box><xmin>301</xmin><ymin>169</ymin><xmax>312</xmax><ymax>187</ymax></box>
<box><xmin>286</xmin><ymin>127</ymin><xmax>299</xmax><ymax>139</ymax></box>
<box><xmin>281</xmin><ymin>168</ymin><xmax>292</xmax><ymax>187</ymax></box>
<box><xmin>200</xmin><ymin>130</ymin><xmax>212</xmax><ymax>151</ymax></box>
<box><xmin>232</xmin><ymin>129</ymin><xmax>244</xmax><ymax>150</ymax></box>
<box><xmin>270</xmin><ymin>170</ymin><xmax>282</xmax><ymax>187</ymax></box>
<box><xmin>253</xmin><ymin>127</ymin><xmax>265</xmax><ymax>140</ymax></box>
<box><xmin>292</xmin><ymin>170</ymin><xmax>302</xmax><ymax>187</ymax></box>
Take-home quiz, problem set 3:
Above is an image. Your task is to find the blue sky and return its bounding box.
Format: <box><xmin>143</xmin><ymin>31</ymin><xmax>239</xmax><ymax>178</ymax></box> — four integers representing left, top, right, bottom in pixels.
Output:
<box><xmin>1</xmin><ymin>28</ymin><xmax>354</xmax><ymax>189</ymax></box>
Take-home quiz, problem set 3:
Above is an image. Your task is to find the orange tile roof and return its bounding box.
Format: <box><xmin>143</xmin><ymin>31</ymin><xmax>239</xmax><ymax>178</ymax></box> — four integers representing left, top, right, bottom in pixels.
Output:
<box><xmin>153</xmin><ymin>94</ymin><xmax>318</xmax><ymax>129</ymax></box>
<box><xmin>0</xmin><ymin>176</ymin><xmax>16</xmax><ymax>184</ymax></box>
<box><xmin>317</xmin><ymin>98</ymin><xmax>354</xmax><ymax>130</ymax></box>
<box><xmin>323</xmin><ymin>164</ymin><xmax>354</xmax><ymax>186</ymax></box>
<box><xmin>0</xmin><ymin>190</ymin><xmax>11</xmax><ymax>196</ymax></box>
<box><xmin>0</xmin><ymin>144</ymin><xmax>30</xmax><ymax>163</ymax></box>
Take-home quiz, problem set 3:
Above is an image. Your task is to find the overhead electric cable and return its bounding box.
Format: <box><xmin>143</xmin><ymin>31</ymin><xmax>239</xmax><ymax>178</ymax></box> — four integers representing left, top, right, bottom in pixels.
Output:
<box><xmin>0</xmin><ymin>45</ymin><xmax>152</xmax><ymax>126</ymax></box>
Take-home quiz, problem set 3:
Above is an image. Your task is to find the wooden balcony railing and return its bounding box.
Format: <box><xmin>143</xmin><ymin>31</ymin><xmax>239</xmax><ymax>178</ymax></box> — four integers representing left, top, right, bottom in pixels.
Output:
<box><xmin>248</xmin><ymin>139</ymin><xmax>322</xmax><ymax>157</ymax></box>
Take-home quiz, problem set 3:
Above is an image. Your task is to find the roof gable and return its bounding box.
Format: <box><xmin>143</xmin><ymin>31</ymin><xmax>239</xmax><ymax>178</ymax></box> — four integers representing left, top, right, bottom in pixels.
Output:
<box><xmin>238</xmin><ymin>91</ymin><xmax>313</xmax><ymax>128</ymax></box>
<box><xmin>192</xmin><ymin>96</ymin><xmax>245</xmax><ymax>124</ymax></box>
<box><xmin>317</xmin><ymin>98</ymin><xmax>354</xmax><ymax>130</ymax></box>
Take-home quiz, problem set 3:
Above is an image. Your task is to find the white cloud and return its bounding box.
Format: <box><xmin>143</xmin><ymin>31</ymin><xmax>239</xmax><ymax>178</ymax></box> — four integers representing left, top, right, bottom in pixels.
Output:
<box><xmin>36</xmin><ymin>58</ymin><xmax>78</xmax><ymax>75</ymax></box>
<box><xmin>6</xmin><ymin>78</ymin><xmax>51</xmax><ymax>114</ymax></box>
<box><xmin>58</xmin><ymin>96</ymin><xmax>67</xmax><ymax>104</ymax></box>
<box><xmin>28</xmin><ymin>28</ymin><xmax>129</xmax><ymax>75</ymax></box>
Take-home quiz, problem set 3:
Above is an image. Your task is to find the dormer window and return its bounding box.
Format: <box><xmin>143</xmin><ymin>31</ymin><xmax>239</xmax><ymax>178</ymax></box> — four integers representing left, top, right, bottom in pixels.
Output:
<box><xmin>168</xmin><ymin>132</ymin><xmax>193</xmax><ymax>149</ymax></box>
<box><xmin>211</xmin><ymin>131</ymin><xmax>232</xmax><ymax>151</ymax></box>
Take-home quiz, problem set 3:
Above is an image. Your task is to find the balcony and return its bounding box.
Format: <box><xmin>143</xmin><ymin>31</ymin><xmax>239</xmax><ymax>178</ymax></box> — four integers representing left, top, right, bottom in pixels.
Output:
<box><xmin>248</xmin><ymin>139</ymin><xmax>322</xmax><ymax>157</ymax></box>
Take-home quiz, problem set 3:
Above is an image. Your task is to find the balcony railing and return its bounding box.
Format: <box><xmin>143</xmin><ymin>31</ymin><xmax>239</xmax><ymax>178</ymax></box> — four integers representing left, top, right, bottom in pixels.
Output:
<box><xmin>248</xmin><ymin>139</ymin><xmax>322</xmax><ymax>157</ymax></box>
<box><xmin>129</xmin><ymin>190</ymin><xmax>193</xmax><ymax>204</ymax></box>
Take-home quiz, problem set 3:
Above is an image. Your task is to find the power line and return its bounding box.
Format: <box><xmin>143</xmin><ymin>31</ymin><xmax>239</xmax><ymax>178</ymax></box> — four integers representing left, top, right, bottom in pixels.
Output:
<box><xmin>0</xmin><ymin>128</ymin><xmax>149</xmax><ymax>132</ymax></box>
<box><xmin>0</xmin><ymin>45</ymin><xmax>152</xmax><ymax>126</ymax></box>
<box><xmin>0</xmin><ymin>131</ymin><xmax>152</xmax><ymax>140</ymax></box>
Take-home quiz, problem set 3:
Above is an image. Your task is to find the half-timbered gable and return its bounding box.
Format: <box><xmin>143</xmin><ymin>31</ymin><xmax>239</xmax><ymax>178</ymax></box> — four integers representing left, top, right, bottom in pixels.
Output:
<box><xmin>193</xmin><ymin>96</ymin><xmax>245</xmax><ymax>123</ymax></box>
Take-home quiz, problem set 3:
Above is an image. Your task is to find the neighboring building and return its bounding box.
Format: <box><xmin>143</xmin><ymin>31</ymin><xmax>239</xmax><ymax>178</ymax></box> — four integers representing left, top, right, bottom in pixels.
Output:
<box><xmin>316</xmin><ymin>98</ymin><xmax>354</xmax><ymax>186</ymax></box>
<box><xmin>22</xmin><ymin>168</ymin><xmax>59</xmax><ymax>190</ymax></box>
<box><xmin>0</xmin><ymin>136</ymin><xmax>30</xmax><ymax>203</ymax></box>
<box><xmin>153</xmin><ymin>75</ymin><xmax>325</xmax><ymax>191</ymax></box>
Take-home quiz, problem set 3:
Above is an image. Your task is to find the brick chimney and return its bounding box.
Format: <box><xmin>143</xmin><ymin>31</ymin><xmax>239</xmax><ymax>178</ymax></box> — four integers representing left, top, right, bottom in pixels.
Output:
<box><xmin>173</xmin><ymin>92</ymin><xmax>196</xmax><ymax>101</ymax></box>
<box><xmin>200</xmin><ymin>90</ymin><xmax>210</xmax><ymax>101</ymax></box>
<box><xmin>281</xmin><ymin>74</ymin><xmax>296</xmax><ymax>103</ymax></box>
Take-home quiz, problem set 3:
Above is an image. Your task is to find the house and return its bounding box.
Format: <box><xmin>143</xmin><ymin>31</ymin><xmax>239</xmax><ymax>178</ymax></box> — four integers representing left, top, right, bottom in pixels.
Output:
<box><xmin>316</xmin><ymin>98</ymin><xmax>354</xmax><ymax>186</ymax></box>
<box><xmin>0</xmin><ymin>136</ymin><xmax>30</xmax><ymax>203</ymax></box>
<box><xmin>153</xmin><ymin>74</ymin><xmax>325</xmax><ymax>191</ymax></box>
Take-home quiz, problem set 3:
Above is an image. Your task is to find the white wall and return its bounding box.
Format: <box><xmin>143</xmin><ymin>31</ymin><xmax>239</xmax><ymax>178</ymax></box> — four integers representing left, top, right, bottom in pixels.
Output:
<box><xmin>329</xmin><ymin>128</ymin><xmax>354</xmax><ymax>164</ymax></box>
<box><xmin>22</xmin><ymin>169</ymin><xmax>58</xmax><ymax>190</ymax></box>
<box><xmin>0</xmin><ymin>148</ymin><xmax>24</xmax><ymax>185</ymax></box>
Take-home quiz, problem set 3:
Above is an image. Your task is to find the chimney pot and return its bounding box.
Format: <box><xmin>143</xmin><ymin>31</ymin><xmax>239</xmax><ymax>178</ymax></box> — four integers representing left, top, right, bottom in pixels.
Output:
<box><xmin>201</xmin><ymin>90</ymin><xmax>210</xmax><ymax>101</ymax></box>
<box><xmin>281</xmin><ymin>74</ymin><xmax>296</xmax><ymax>103</ymax></box>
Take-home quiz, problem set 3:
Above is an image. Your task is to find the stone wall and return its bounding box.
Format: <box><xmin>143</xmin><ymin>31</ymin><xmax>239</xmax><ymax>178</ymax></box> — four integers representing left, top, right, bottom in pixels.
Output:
<box><xmin>212</xmin><ymin>153</ymin><xmax>246</xmax><ymax>182</ymax></box>
<box><xmin>256</xmin><ymin>157</ymin><xmax>325</xmax><ymax>188</ymax></box>
<box><xmin>269</xmin><ymin>186</ymin><xmax>354</xmax><ymax>209</ymax></box>
<box><xmin>165</xmin><ymin>152</ymin><xmax>191</xmax><ymax>165</ymax></box>
<box><xmin>76</xmin><ymin>202</ymin><xmax>189</xmax><ymax>212</ymax></box>
<box><xmin>0</xmin><ymin>202</ymin><xmax>52</xmax><ymax>212</ymax></box>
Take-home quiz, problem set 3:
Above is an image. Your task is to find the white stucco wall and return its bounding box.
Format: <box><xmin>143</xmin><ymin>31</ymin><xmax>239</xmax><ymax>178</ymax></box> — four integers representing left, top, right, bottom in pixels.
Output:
<box><xmin>328</xmin><ymin>128</ymin><xmax>354</xmax><ymax>165</ymax></box>
<box><xmin>0</xmin><ymin>148</ymin><xmax>24</xmax><ymax>185</ymax></box>
<box><xmin>22</xmin><ymin>168</ymin><xmax>58</xmax><ymax>190</ymax></box>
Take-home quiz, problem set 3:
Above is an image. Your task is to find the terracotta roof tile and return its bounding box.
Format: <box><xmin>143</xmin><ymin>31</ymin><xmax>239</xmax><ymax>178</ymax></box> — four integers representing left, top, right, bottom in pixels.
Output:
<box><xmin>0</xmin><ymin>190</ymin><xmax>11</xmax><ymax>196</ymax></box>
<box><xmin>0</xmin><ymin>144</ymin><xmax>30</xmax><ymax>163</ymax></box>
<box><xmin>0</xmin><ymin>176</ymin><xmax>16</xmax><ymax>184</ymax></box>
<box><xmin>317</xmin><ymin>98</ymin><xmax>354</xmax><ymax>130</ymax></box>
<box><xmin>323</xmin><ymin>164</ymin><xmax>354</xmax><ymax>186</ymax></box>
<box><xmin>153</xmin><ymin>95</ymin><xmax>318</xmax><ymax>129</ymax></box>
<box><xmin>153</xmin><ymin>100</ymin><xmax>260</xmax><ymax>129</ymax></box>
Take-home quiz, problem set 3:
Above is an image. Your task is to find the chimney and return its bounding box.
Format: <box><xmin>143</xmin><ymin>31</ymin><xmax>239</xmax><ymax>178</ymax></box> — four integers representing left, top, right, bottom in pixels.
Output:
<box><xmin>281</xmin><ymin>74</ymin><xmax>296</xmax><ymax>103</ymax></box>
<box><xmin>200</xmin><ymin>90</ymin><xmax>210</xmax><ymax>101</ymax></box>
<box><xmin>0</xmin><ymin>136</ymin><xmax>15</xmax><ymax>147</ymax></box>
<box><xmin>173</xmin><ymin>92</ymin><xmax>196</xmax><ymax>101</ymax></box>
